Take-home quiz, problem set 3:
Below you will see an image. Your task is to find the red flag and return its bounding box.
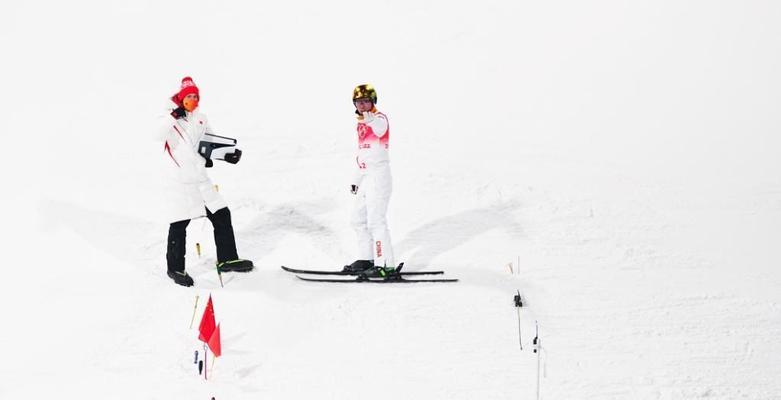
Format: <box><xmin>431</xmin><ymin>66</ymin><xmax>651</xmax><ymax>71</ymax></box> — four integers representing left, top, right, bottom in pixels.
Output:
<box><xmin>208</xmin><ymin>323</ymin><xmax>222</xmax><ymax>357</ymax></box>
<box><xmin>198</xmin><ymin>295</ymin><xmax>216</xmax><ymax>342</ymax></box>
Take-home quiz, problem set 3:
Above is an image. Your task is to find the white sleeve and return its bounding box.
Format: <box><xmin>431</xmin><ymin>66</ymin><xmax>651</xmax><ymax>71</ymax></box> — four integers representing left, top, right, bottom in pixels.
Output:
<box><xmin>365</xmin><ymin>113</ymin><xmax>388</xmax><ymax>138</ymax></box>
<box><xmin>156</xmin><ymin>112</ymin><xmax>177</xmax><ymax>144</ymax></box>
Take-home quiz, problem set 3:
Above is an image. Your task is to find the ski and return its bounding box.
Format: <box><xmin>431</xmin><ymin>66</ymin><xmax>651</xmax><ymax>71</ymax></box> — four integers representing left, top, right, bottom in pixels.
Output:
<box><xmin>295</xmin><ymin>275</ymin><xmax>458</xmax><ymax>283</ymax></box>
<box><xmin>281</xmin><ymin>265</ymin><xmax>444</xmax><ymax>276</ymax></box>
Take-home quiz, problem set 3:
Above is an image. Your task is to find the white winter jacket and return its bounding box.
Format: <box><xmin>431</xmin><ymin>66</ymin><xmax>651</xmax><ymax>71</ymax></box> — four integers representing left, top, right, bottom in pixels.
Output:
<box><xmin>157</xmin><ymin>109</ymin><xmax>227</xmax><ymax>222</ymax></box>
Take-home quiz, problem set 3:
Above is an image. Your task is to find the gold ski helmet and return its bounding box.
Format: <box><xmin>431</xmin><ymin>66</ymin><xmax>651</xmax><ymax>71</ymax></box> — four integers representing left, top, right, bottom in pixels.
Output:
<box><xmin>352</xmin><ymin>84</ymin><xmax>377</xmax><ymax>105</ymax></box>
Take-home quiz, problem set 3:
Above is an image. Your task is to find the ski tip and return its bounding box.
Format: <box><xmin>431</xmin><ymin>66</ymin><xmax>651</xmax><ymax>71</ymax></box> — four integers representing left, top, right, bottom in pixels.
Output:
<box><xmin>295</xmin><ymin>275</ymin><xmax>348</xmax><ymax>282</ymax></box>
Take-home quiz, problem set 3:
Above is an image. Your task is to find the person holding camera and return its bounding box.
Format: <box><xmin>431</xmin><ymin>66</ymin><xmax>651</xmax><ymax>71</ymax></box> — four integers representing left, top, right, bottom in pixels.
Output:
<box><xmin>157</xmin><ymin>76</ymin><xmax>253</xmax><ymax>287</ymax></box>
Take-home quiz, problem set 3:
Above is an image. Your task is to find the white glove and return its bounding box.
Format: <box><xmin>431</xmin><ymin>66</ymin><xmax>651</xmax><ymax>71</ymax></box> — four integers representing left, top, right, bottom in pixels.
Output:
<box><xmin>361</xmin><ymin>112</ymin><xmax>375</xmax><ymax>124</ymax></box>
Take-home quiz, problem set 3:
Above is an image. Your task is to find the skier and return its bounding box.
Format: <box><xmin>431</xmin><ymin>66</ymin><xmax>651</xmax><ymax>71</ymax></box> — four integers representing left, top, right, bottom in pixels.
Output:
<box><xmin>343</xmin><ymin>84</ymin><xmax>397</xmax><ymax>278</ymax></box>
<box><xmin>157</xmin><ymin>76</ymin><xmax>253</xmax><ymax>287</ymax></box>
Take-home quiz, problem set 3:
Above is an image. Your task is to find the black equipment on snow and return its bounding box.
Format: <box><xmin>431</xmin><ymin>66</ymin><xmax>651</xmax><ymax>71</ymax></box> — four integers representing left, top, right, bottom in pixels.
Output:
<box><xmin>282</xmin><ymin>265</ymin><xmax>444</xmax><ymax>276</ymax></box>
<box><xmin>514</xmin><ymin>290</ymin><xmax>523</xmax><ymax>307</ymax></box>
<box><xmin>533</xmin><ymin>322</ymin><xmax>539</xmax><ymax>353</ymax></box>
<box><xmin>296</xmin><ymin>275</ymin><xmax>458</xmax><ymax>283</ymax></box>
<box><xmin>292</xmin><ymin>263</ymin><xmax>458</xmax><ymax>283</ymax></box>
<box><xmin>514</xmin><ymin>290</ymin><xmax>523</xmax><ymax>350</ymax></box>
<box><xmin>534</xmin><ymin>321</ymin><xmax>542</xmax><ymax>399</ymax></box>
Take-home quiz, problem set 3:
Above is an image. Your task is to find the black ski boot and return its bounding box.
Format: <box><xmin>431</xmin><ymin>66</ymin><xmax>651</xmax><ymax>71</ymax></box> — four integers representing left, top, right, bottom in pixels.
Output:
<box><xmin>342</xmin><ymin>260</ymin><xmax>373</xmax><ymax>274</ymax></box>
<box><xmin>359</xmin><ymin>265</ymin><xmax>401</xmax><ymax>280</ymax></box>
<box><xmin>217</xmin><ymin>259</ymin><xmax>254</xmax><ymax>273</ymax></box>
<box><xmin>167</xmin><ymin>270</ymin><xmax>194</xmax><ymax>287</ymax></box>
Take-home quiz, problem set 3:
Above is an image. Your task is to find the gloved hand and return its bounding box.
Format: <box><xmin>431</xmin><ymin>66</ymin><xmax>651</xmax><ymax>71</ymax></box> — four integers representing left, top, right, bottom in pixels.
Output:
<box><xmin>170</xmin><ymin>107</ymin><xmax>186</xmax><ymax>119</ymax></box>
<box><xmin>350</xmin><ymin>185</ymin><xmax>358</xmax><ymax>194</ymax></box>
<box><xmin>224</xmin><ymin>149</ymin><xmax>242</xmax><ymax>164</ymax></box>
<box><xmin>361</xmin><ymin>112</ymin><xmax>375</xmax><ymax>124</ymax></box>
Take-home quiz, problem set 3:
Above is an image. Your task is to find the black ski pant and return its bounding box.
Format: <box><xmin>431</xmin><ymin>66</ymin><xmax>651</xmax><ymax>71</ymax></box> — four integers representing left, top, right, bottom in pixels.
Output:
<box><xmin>166</xmin><ymin>207</ymin><xmax>239</xmax><ymax>272</ymax></box>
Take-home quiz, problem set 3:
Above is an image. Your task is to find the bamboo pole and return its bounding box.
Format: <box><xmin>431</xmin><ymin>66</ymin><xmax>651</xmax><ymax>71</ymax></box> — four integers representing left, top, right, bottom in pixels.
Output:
<box><xmin>189</xmin><ymin>295</ymin><xmax>200</xmax><ymax>329</ymax></box>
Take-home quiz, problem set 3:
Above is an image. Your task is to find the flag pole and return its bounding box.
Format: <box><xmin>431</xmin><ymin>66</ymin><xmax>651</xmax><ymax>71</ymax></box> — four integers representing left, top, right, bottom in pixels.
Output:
<box><xmin>514</xmin><ymin>290</ymin><xmax>523</xmax><ymax>350</ymax></box>
<box><xmin>204</xmin><ymin>343</ymin><xmax>208</xmax><ymax>381</ymax></box>
<box><xmin>534</xmin><ymin>321</ymin><xmax>541</xmax><ymax>400</ymax></box>
<box><xmin>190</xmin><ymin>295</ymin><xmax>200</xmax><ymax>329</ymax></box>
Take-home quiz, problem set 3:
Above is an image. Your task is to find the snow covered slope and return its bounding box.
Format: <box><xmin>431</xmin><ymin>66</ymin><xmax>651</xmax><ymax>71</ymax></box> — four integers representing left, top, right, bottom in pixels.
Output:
<box><xmin>1</xmin><ymin>1</ymin><xmax>780</xmax><ymax>399</ymax></box>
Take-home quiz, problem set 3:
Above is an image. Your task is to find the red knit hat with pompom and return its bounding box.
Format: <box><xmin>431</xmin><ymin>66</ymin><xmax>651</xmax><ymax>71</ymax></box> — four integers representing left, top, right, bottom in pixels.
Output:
<box><xmin>171</xmin><ymin>76</ymin><xmax>199</xmax><ymax>106</ymax></box>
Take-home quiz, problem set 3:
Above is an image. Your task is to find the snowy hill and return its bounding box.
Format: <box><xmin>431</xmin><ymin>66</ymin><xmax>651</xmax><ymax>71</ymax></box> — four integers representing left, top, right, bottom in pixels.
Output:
<box><xmin>2</xmin><ymin>1</ymin><xmax>780</xmax><ymax>399</ymax></box>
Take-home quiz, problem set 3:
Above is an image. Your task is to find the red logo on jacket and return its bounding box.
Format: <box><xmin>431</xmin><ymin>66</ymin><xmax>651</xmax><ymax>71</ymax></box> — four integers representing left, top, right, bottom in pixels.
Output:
<box><xmin>357</xmin><ymin>124</ymin><xmax>368</xmax><ymax>140</ymax></box>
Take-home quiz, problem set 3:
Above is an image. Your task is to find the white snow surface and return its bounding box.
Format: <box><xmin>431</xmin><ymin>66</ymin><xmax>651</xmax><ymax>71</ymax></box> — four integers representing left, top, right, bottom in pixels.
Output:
<box><xmin>2</xmin><ymin>1</ymin><xmax>780</xmax><ymax>399</ymax></box>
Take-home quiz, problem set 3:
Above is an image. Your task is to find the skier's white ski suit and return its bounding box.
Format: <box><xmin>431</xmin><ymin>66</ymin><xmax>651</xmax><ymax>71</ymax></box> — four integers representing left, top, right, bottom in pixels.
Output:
<box><xmin>351</xmin><ymin>111</ymin><xmax>395</xmax><ymax>269</ymax></box>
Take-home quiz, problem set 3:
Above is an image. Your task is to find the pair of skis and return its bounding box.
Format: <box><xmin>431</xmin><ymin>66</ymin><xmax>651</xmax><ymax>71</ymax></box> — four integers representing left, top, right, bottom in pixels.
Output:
<box><xmin>281</xmin><ymin>263</ymin><xmax>458</xmax><ymax>283</ymax></box>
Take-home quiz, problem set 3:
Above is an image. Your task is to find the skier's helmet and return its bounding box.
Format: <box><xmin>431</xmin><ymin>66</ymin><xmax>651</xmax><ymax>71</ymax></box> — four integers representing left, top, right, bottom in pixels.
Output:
<box><xmin>353</xmin><ymin>84</ymin><xmax>377</xmax><ymax>105</ymax></box>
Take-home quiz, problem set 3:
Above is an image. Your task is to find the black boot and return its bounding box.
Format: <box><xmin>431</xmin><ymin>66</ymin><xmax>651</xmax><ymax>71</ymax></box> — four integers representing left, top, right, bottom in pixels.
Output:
<box><xmin>217</xmin><ymin>259</ymin><xmax>254</xmax><ymax>273</ymax></box>
<box><xmin>167</xmin><ymin>270</ymin><xmax>194</xmax><ymax>287</ymax></box>
<box><xmin>205</xmin><ymin>207</ymin><xmax>254</xmax><ymax>273</ymax></box>
<box><xmin>342</xmin><ymin>259</ymin><xmax>373</xmax><ymax>273</ymax></box>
